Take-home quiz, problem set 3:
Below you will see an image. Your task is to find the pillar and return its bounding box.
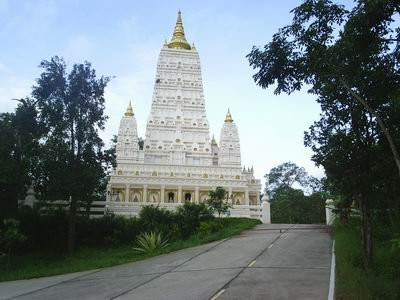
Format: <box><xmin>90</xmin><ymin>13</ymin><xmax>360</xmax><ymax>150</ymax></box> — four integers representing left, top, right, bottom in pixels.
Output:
<box><xmin>262</xmin><ymin>201</ymin><xmax>271</xmax><ymax>224</ymax></box>
<box><xmin>125</xmin><ymin>184</ymin><xmax>130</xmax><ymax>202</ymax></box>
<box><xmin>325</xmin><ymin>199</ymin><xmax>335</xmax><ymax>225</ymax></box>
<box><xmin>245</xmin><ymin>189</ymin><xmax>249</xmax><ymax>206</ymax></box>
<box><xmin>161</xmin><ymin>185</ymin><xmax>165</xmax><ymax>203</ymax></box>
<box><xmin>195</xmin><ymin>187</ymin><xmax>199</xmax><ymax>204</ymax></box>
<box><xmin>256</xmin><ymin>192</ymin><xmax>260</xmax><ymax>205</ymax></box>
<box><xmin>228</xmin><ymin>187</ymin><xmax>233</xmax><ymax>205</ymax></box>
<box><xmin>178</xmin><ymin>186</ymin><xmax>182</xmax><ymax>203</ymax></box>
<box><xmin>143</xmin><ymin>184</ymin><xmax>148</xmax><ymax>203</ymax></box>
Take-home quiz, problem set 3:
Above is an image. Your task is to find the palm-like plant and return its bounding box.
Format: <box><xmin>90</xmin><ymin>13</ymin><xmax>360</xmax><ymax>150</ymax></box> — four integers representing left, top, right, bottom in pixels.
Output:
<box><xmin>133</xmin><ymin>231</ymin><xmax>169</xmax><ymax>253</ymax></box>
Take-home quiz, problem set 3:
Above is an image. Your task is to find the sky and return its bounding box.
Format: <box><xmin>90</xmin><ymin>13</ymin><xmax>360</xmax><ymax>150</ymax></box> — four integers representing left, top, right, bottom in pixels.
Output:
<box><xmin>0</xmin><ymin>0</ymin><xmax>329</xmax><ymax>184</ymax></box>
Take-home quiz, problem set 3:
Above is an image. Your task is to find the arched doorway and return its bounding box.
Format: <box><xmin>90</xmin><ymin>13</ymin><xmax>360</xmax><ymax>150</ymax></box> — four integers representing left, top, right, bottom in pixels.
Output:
<box><xmin>168</xmin><ymin>192</ymin><xmax>175</xmax><ymax>203</ymax></box>
<box><xmin>185</xmin><ymin>193</ymin><xmax>192</xmax><ymax>203</ymax></box>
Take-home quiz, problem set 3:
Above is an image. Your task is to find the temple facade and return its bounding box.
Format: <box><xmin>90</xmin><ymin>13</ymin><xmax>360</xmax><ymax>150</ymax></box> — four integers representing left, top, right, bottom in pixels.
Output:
<box><xmin>107</xmin><ymin>12</ymin><xmax>261</xmax><ymax>212</ymax></box>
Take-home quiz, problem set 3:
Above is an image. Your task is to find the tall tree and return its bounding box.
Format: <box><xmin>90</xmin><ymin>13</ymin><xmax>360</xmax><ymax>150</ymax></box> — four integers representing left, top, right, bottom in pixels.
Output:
<box><xmin>0</xmin><ymin>98</ymin><xmax>41</xmax><ymax>218</ymax></box>
<box><xmin>32</xmin><ymin>56</ymin><xmax>110</xmax><ymax>253</ymax></box>
<box><xmin>266</xmin><ymin>161</ymin><xmax>320</xmax><ymax>196</ymax></box>
<box><xmin>247</xmin><ymin>0</ymin><xmax>400</xmax><ymax>268</ymax></box>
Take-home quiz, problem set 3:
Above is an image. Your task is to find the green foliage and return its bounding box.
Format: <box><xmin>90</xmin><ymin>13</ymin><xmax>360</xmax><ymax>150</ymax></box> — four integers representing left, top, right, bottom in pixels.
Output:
<box><xmin>0</xmin><ymin>219</ymin><xmax>26</xmax><ymax>257</ymax></box>
<box><xmin>248</xmin><ymin>0</ymin><xmax>400</xmax><ymax>267</ymax></box>
<box><xmin>0</xmin><ymin>99</ymin><xmax>42</xmax><ymax>218</ymax></box>
<box><xmin>390</xmin><ymin>237</ymin><xmax>400</xmax><ymax>253</ymax></box>
<box><xmin>138</xmin><ymin>205</ymin><xmax>179</xmax><ymax>239</ymax></box>
<box><xmin>133</xmin><ymin>231</ymin><xmax>169</xmax><ymax>253</ymax></box>
<box><xmin>176</xmin><ymin>203</ymin><xmax>214</xmax><ymax>239</ymax></box>
<box><xmin>207</xmin><ymin>187</ymin><xmax>231</xmax><ymax>217</ymax></box>
<box><xmin>332</xmin><ymin>196</ymin><xmax>353</xmax><ymax>223</ymax></box>
<box><xmin>76</xmin><ymin>213</ymin><xmax>140</xmax><ymax>246</ymax></box>
<box><xmin>270</xmin><ymin>187</ymin><xmax>326</xmax><ymax>224</ymax></box>
<box><xmin>0</xmin><ymin>217</ymin><xmax>260</xmax><ymax>282</ymax></box>
<box><xmin>33</xmin><ymin>56</ymin><xmax>111</xmax><ymax>204</ymax></box>
<box><xmin>197</xmin><ymin>220</ymin><xmax>224</xmax><ymax>237</ymax></box>
<box><xmin>335</xmin><ymin>218</ymin><xmax>400</xmax><ymax>299</ymax></box>
<box><xmin>266</xmin><ymin>162</ymin><xmax>323</xmax><ymax>199</ymax></box>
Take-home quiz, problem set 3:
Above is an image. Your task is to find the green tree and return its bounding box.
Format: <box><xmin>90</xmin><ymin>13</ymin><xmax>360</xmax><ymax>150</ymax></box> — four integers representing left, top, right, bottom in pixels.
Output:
<box><xmin>266</xmin><ymin>161</ymin><xmax>321</xmax><ymax>197</ymax></box>
<box><xmin>0</xmin><ymin>99</ymin><xmax>41</xmax><ymax>218</ymax></box>
<box><xmin>247</xmin><ymin>0</ymin><xmax>400</xmax><ymax>268</ymax></box>
<box><xmin>207</xmin><ymin>187</ymin><xmax>231</xmax><ymax>217</ymax></box>
<box><xmin>32</xmin><ymin>56</ymin><xmax>110</xmax><ymax>254</ymax></box>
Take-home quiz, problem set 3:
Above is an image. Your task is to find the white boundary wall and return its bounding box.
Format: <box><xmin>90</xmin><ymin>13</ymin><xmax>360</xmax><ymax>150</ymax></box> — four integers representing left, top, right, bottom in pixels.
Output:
<box><xmin>19</xmin><ymin>199</ymin><xmax>272</xmax><ymax>223</ymax></box>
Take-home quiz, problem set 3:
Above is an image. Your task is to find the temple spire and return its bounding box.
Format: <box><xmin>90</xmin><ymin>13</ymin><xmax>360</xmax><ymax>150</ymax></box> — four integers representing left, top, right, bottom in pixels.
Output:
<box><xmin>125</xmin><ymin>101</ymin><xmax>134</xmax><ymax>117</ymax></box>
<box><xmin>168</xmin><ymin>11</ymin><xmax>191</xmax><ymax>50</ymax></box>
<box><xmin>211</xmin><ymin>134</ymin><xmax>217</xmax><ymax>145</ymax></box>
<box><xmin>225</xmin><ymin>109</ymin><xmax>233</xmax><ymax>123</ymax></box>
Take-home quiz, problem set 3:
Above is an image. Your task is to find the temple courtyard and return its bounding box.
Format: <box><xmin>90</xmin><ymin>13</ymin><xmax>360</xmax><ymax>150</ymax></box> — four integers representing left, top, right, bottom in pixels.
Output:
<box><xmin>0</xmin><ymin>224</ymin><xmax>333</xmax><ymax>300</ymax></box>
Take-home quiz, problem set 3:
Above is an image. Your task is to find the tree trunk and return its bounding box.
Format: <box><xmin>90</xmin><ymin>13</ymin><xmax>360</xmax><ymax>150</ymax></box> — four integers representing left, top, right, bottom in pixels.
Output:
<box><xmin>67</xmin><ymin>198</ymin><xmax>77</xmax><ymax>255</ymax></box>
<box><xmin>359</xmin><ymin>195</ymin><xmax>373</xmax><ymax>270</ymax></box>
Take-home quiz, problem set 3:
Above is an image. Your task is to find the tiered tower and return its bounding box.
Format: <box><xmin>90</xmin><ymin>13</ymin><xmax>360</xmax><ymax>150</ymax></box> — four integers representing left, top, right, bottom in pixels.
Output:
<box><xmin>116</xmin><ymin>101</ymin><xmax>139</xmax><ymax>163</ymax></box>
<box><xmin>144</xmin><ymin>11</ymin><xmax>213</xmax><ymax>166</ymax></box>
<box><xmin>108</xmin><ymin>11</ymin><xmax>261</xmax><ymax>211</ymax></box>
<box><xmin>219</xmin><ymin>109</ymin><xmax>241</xmax><ymax>166</ymax></box>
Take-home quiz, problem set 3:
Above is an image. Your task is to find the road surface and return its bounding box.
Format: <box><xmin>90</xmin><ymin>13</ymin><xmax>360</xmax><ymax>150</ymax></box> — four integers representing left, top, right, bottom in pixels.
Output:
<box><xmin>0</xmin><ymin>224</ymin><xmax>333</xmax><ymax>300</ymax></box>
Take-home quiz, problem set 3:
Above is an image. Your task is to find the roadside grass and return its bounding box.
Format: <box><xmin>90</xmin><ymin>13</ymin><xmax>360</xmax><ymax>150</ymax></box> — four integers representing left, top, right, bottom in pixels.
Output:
<box><xmin>0</xmin><ymin>218</ymin><xmax>260</xmax><ymax>282</ymax></box>
<box><xmin>334</xmin><ymin>218</ymin><xmax>400</xmax><ymax>300</ymax></box>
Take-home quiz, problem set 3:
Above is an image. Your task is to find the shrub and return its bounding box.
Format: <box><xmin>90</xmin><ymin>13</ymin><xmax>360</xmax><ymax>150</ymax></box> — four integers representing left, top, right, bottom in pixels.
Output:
<box><xmin>133</xmin><ymin>231</ymin><xmax>169</xmax><ymax>253</ymax></box>
<box><xmin>76</xmin><ymin>213</ymin><xmax>141</xmax><ymax>246</ymax></box>
<box><xmin>0</xmin><ymin>219</ymin><xmax>26</xmax><ymax>257</ymax></box>
<box><xmin>176</xmin><ymin>203</ymin><xmax>214</xmax><ymax>239</ymax></box>
<box><xmin>197</xmin><ymin>220</ymin><xmax>224</xmax><ymax>237</ymax></box>
<box><xmin>138</xmin><ymin>205</ymin><xmax>179</xmax><ymax>239</ymax></box>
<box><xmin>17</xmin><ymin>208</ymin><xmax>68</xmax><ymax>252</ymax></box>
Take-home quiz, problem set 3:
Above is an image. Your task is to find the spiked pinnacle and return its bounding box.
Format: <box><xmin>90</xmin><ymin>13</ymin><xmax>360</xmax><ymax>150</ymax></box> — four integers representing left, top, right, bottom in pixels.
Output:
<box><xmin>168</xmin><ymin>11</ymin><xmax>191</xmax><ymax>50</ymax></box>
<box><xmin>211</xmin><ymin>134</ymin><xmax>217</xmax><ymax>145</ymax></box>
<box><xmin>225</xmin><ymin>109</ymin><xmax>233</xmax><ymax>123</ymax></box>
<box><xmin>125</xmin><ymin>101</ymin><xmax>134</xmax><ymax>117</ymax></box>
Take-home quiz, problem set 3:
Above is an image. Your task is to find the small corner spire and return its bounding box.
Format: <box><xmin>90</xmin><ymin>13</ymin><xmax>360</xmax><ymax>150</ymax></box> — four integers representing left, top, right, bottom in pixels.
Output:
<box><xmin>125</xmin><ymin>101</ymin><xmax>134</xmax><ymax>117</ymax></box>
<box><xmin>211</xmin><ymin>134</ymin><xmax>217</xmax><ymax>145</ymax></box>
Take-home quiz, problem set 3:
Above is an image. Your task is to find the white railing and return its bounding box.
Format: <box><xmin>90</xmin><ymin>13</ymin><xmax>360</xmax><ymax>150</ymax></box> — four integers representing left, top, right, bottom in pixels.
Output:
<box><xmin>18</xmin><ymin>199</ymin><xmax>272</xmax><ymax>223</ymax></box>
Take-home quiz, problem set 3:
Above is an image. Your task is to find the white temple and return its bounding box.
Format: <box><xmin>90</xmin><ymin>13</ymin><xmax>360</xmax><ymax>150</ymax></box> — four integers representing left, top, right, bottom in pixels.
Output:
<box><xmin>107</xmin><ymin>11</ymin><xmax>261</xmax><ymax>213</ymax></box>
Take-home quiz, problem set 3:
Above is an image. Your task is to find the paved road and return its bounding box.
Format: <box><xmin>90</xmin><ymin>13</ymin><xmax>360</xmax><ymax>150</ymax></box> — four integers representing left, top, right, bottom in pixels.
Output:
<box><xmin>0</xmin><ymin>224</ymin><xmax>333</xmax><ymax>300</ymax></box>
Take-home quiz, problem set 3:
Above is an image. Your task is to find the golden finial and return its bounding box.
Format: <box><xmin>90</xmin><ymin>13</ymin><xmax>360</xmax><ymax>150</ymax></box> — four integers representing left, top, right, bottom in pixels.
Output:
<box><xmin>225</xmin><ymin>109</ymin><xmax>233</xmax><ymax>123</ymax></box>
<box><xmin>125</xmin><ymin>101</ymin><xmax>134</xmax><ymax>117</ymax></box>
<box><xmin>168</xmin><ymin>10</ymin><xmax>191</xmax><ymax>50</ymax></box>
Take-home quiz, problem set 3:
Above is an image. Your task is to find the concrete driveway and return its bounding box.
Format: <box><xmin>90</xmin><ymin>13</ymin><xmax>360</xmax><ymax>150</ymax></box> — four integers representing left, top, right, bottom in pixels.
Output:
<box><xmin>0</xmin><ymin>224</ymin><xmax>333</xmax><ymax>300</ymax></box>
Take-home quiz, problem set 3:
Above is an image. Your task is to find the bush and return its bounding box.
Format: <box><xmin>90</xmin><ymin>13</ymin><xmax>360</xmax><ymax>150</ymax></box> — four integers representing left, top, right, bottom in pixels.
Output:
<box><xmin>133</xmin><ymin>231</ymin><xmax>169</xmax><ymax>253</ymax></box>
<box><xmin>176</xmin><ymin>203</ymin><xmax>214</xmax><ymax>239</ymax></box>
<box><xmin>17</xmin><ymin>207</ymin><xmax>68</xmax><ymax>252</ymax></box>
<box><xmin>10</xmin><ymin>203</ymin><xmax>220</xmax><ymax>254</ymax></box>
<box><xmin>76</xmin><ymin>213</ymin><xmax>141</xmax><ymax>246</ymax></box>
<box><xmin>197</xmin><ymin>220</ymin><xmax>224</xmax><ymax>237</ymax></box>
<box><xmin>0</xmin><ymin>219</ymin><xmax>26</xmax><ymax>257</ymax></box>
<box><xmin>138</xmin><ymin>205</ymin><xmax>179</xmax><ymax>239</ymax></box>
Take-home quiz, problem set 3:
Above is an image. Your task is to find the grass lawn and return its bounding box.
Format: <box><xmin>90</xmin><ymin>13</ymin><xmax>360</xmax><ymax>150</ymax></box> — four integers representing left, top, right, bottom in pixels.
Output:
<box><xmin>334</xmin><ymin>218</ymin><xmax>400</xmax><ymax>300</ymax></box>
<box><xmin>0</xmin><ymin>218</ymin><xmax>260</xmax><ymax>282</ymax></box>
